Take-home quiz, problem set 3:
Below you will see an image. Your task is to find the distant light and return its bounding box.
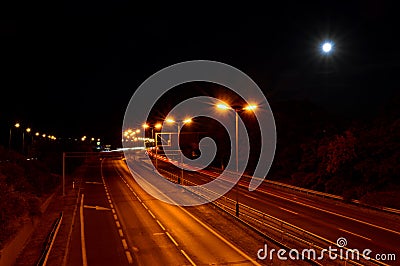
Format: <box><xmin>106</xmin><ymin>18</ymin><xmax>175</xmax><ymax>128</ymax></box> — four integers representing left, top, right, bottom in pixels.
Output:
<box><xmin>183</xmin><ymin>118</ymin><xmax>192</xmax><ymax>124</ymax></box>
<box><xmin>15</xmin><ymin>123</ymin><xmax>20</xmax><ymax>128</ymax></box>
<box><xmin>322</xmin><ymin>41</ymin><xmax>333</xmax><ymax>53</ymax></box>
<box><xmin>217</xmin><ymin>104</ymin><xmax>230</xmax><ymax>110</ymax></box>
<box><xmin>243</xmin><ymin>105</ymin><xmax>257</xmax><ymax>111</ymax></box>
<box><xmin>136</xmin><ymin>129</ymin><xmax>140</xmax><ymax>133</ymax></box>
<box><xmin>166</xmin><ymin>118</ymin><xmax>175</xmax><ymax>123</ymax></box>
<box><xmin>155</xmin><ymin>123</ymin><xmax>162</xmax><ymax>129</ymax></box>
<box><xmin>143</xmin><ymin>123</ymin><xmax>149</xmax><ymax>128</ymax></box>
<box><xmin>26</xmin><ymin>128</ymin><xmax>31</xmax><ymax>133</ymax></box>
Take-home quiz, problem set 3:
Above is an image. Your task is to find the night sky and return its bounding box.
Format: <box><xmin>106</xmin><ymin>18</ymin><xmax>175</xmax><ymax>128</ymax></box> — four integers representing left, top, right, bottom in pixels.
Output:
<box><xmin>1</xmin><ymin>1</ymin><xmax>399</xmax><ymax>146</ymax></box>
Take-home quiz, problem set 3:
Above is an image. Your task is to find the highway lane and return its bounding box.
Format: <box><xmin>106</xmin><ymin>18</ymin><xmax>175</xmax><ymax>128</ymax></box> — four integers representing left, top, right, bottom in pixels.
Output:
<box><xmin>66</xmin><ymin>158</ymin><xmax>132</xmax><ymax>266</ymax></box>
<box><xmin>151</xmin><ymin>156</ymin><xmax>400</xmax><ymax>262</ymax></box>
<box><xmin>104</xmin><ymin>158</ymin><xmax>261</xmax><ymax>266</ymax></box>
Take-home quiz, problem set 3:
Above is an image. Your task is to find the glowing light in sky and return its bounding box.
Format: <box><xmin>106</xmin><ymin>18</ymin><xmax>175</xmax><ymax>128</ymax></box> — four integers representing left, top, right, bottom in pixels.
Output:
<box><xmin>322</xmin><ymin>41</ymin><xmax>333</xmax><ymax>53</ymax></box>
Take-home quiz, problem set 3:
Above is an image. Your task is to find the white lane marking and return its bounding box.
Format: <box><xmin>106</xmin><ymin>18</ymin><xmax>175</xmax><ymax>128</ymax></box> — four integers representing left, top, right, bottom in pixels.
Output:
<box><xmin>102</xmin><ymin>161</ymin><xmax>134</xmax><ymax>265</ymax></box>
<box><xmin>125</xmin><ymin>251</ymin><xmax>133</xmax><ymax>264</ymax></box>
<box><xmin>278</xmin><ymin>207</ymin><xmax>299</xmax><ymax>215</ymax></box>
<box><xmin>200</xmin><ymin>167</ymin><xmax>400</xmax><ymax>236</ymax></box>
<box><xmin>83</xmin><ymin>205</ymin><xmax>111</xmax><ymax>211</ymax></box>
<box><xmin>166</xmin><ymin>232</ymin><xmax>179</xmax><ymax>246</ymax></box>
<box><xmin>153</xmin><ymin>232</ymin><xmax>165</xmax><ymax>236</ymax></box>
<box><xmin>122</xmin><ymin>239</ymin><xmax>128</xmax><ymax>250</ymax></box>
<box><xmin>130</xmin><ymin>170</ymin><xmax>261</xmax><ymax>266</ymax></box>
<box><xmin>141</xmin><ymin>202</ymin><xmax>148</xmax><ymax>210</ymax></box>
<box><xmin>243</xmin><ymin>194</ymin><xmax>258</xmax><ymax>200</ymax></box>
<box><xmin>339</xmin><ymin>228</ymin><xmax>372</xmax><ymax>241</ymax></box>
<box><xmin>85</xmin><ymin>181</ymin><xmax>103</xmax><ymax>185</ymax></box>
<box><xmin>263</xmin><ymin>190</ymin><xmax>400</xmax><ymax>236</ymax></box>
<box><xmin>80</xmin><ymin>194</ymin><xmax>88</xmax><ymax>266</ymax></box>
<box><xmin>148</xmin><ymin>210</ymin><xmax>156</xmax><ymax>219</ymax></box>
<box><xmin>156</xmin><ymin>220</ymin><xmax>166</xmax><ymax>231</ymax></box>
<box><xmin>181</xmin><ymin>250</ymin><xmax>197</xmax><ymax>266</ymax></box>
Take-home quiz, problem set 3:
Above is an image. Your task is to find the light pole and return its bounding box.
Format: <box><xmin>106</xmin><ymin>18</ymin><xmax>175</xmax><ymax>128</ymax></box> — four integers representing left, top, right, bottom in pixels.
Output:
<box><xmin>23</xmin><ymin>127</ymin><xmax>31</xmax><ymax>155</ymax></box>
<box><xmin>217</xmin><ymin>103</ymin><xmax>257</xmax><ymax>216</ymax></box>
<box><xmin>166</xmin><ymin>118</ymin><xmax>192</xmax><ymax>184</ymax></box>
<box><xmin>143</xmin><ymin>123</ymin><xmax>162</xmax><ymax>144</ymax></box>
<box><xmin>9</xmin><ymin>122</ymin><xmax>20</xmax><ymax>150</ymax></box>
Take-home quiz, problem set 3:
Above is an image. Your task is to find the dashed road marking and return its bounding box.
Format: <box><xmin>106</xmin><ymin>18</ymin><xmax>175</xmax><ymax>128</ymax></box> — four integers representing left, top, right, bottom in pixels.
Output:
<box><xmin>166</xmin><ymin>232</ymin><xmax>179</xmax><ymax>246</ymax></box>
<box><xmin>181</xmin><ymin>250</ymin><xmax>197</xmax><ymax>266</ymax></box>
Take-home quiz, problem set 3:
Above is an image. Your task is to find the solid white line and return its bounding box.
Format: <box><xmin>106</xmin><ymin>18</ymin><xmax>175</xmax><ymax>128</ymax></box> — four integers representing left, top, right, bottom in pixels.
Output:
<box><xmin>130</xmin><ymin>169</ymin><xmax>260</xmax><ymax>265</ymax></box>
<box><xmin>181</xmin><ymin>250</ymin><xmax>197</xmax><ymax>266</ymax></box>
<box><xmin>166</xmin><ymin>232</ymin><xmax>179</xmax><ymax>246</ymax></box>
<box><xmin>339</xmin><ymin>228</ymin><xmax>372</xmax><ymax>241</ymax></box>
<box><xmin>265</xmin><ymin>191</ymin><xmax>400</xmax><ymax>236</ymax></box>
<box><xmin>125</xmin><ymin>251</ymin><xmax>133</xmax><ymax>264</ymax></box>
<box><xmin>279</xmin><ymin>207</ymin><xmax>299</xmax><ymax>215</ymax></box>
<box><xmin>80</xmin><ymin>194</ymin><xmax>88</xmax><ymax>266</ymax></box>
<box><xmin>243</xmin><ymin>194</ymin><xmax>258</xmax><ymax>200</ymax></box>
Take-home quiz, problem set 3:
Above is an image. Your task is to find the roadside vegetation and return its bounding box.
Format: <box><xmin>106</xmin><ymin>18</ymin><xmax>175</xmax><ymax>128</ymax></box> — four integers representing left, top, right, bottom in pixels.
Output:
<box><xmin>0</xmin><ymin>146</ymin><xmax>58</xmax><ymax>248</ymax></box>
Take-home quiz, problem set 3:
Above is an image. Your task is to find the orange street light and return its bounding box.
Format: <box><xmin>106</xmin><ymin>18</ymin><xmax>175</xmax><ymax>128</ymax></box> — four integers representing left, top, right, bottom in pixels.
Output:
<box><xmin>215</xmin><ymin>102</ymin><xmax>257</xmax><ymax>217</ymax></box>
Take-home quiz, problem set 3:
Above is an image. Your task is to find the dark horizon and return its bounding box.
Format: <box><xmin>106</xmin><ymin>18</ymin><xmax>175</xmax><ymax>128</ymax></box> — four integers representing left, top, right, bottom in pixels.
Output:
<box><xmin>2</xmin><ymin>1</ymin><xmax>400</xmax><ymax>146</ymax></box>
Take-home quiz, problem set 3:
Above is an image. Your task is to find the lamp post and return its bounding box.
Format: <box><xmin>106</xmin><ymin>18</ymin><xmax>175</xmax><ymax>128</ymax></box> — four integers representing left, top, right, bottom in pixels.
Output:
<box><xmin>217</xmin><ymin>103</ymin><xmax>257</xmax><ymax>217</ymax></box>
<box><xmin>23</xmin><ymin>127</ymin><xmax>31</xmax><ymax>155</ymax></box>
<box><xmin>143</xmin><ymin>123</ymin><xmax>162</xmax><ymax>143</ymax></box>
<box><xmin>9</xmin><ymin>122</ymin><xmax>20</xmax><ymax>150</ymax></box>
<box><xmin>166</xmin><ymin>118</ymin><xmax>192</xmax><ymax>184</ymax></box>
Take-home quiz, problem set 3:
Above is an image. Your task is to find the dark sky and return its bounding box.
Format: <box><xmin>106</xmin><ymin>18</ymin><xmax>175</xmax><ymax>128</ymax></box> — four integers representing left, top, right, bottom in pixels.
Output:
<box><xmin>1</xmin><ymin>1</ymin><xmax>399</xmax><ymax>145</ymax></box>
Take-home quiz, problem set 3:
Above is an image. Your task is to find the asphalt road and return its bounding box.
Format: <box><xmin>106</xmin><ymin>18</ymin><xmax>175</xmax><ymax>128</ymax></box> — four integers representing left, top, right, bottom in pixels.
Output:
<box><xmin>64</xmin><ymin>156</ymin><xmax>261</xmax><ymax>266</ymax></box>
<box><xmin>150</xmin><ymin>153</ymin><xmax>400</xmax><ymax>265</ymax></box>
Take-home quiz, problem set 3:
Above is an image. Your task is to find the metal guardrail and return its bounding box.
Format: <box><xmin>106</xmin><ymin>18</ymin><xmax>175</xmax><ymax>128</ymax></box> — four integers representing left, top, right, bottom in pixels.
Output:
<box><xmin>149</xmin><ymin>153</ymin><xmax>400</xmax><ymax>215</ymax></box>
<box><xmin>210</xmin><ymin>167</ymin><xmax>400</xmax><ymax>216</ymax></box>
<box><xmin>157</xmin><ymin>168</ymin><xmax>389</xmax><ymax>266</ymax></box>
<box><xmin>36</xmin><ymin>212</ymin><xmax>63</xmax><ymax>266</ymax></box>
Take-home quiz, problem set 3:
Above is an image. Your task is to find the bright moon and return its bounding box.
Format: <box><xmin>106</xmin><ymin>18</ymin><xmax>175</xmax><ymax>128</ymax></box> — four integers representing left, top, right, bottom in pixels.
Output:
<box><xmin>322</xmin><ymin>42</ymin><xmax>332</xmax><ymax>53</ymax></box>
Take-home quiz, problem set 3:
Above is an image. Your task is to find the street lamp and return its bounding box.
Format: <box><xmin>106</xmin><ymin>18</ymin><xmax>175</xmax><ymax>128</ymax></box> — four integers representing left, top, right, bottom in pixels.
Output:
<box><xmin>143</xmin><ymin>123</ymin><xmax>162</xmax><ymax>141</ymax></box>
<box><xmin>166</xmin><ymin>117</ymin><xmax>192</xmax><ymax>184</ymax></box>
<box><xmin>216</xmin><ymin>103</ymin><xmax>257</xmax><ymax>217</ymax></box>
<box><xmin>23</xmin><ymin>128</ymin><xmax>31</xmax><ymax>155</ymax></box>
<box><xmin>8</xmin><ymin>122</ymin><xmax>20</xmax><ymax>150</ymax></box>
